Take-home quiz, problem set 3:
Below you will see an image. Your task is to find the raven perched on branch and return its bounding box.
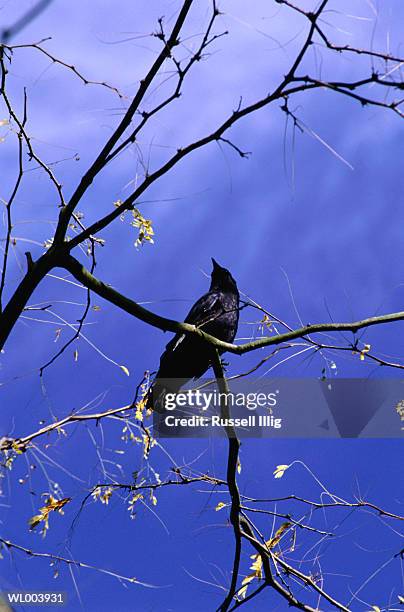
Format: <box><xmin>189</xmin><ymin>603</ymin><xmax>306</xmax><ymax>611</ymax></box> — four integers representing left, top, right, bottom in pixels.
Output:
<box><xmin>147</xmin><ymin>259</ymin><xmax>239</xmax><ymax>412</ymax></box>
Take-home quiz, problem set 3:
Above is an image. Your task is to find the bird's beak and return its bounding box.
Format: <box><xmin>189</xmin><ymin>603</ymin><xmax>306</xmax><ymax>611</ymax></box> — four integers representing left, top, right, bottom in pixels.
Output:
<box><xmin>211</xmin><ymin>257</ymin><xmax>220</xmax><ymax>270</ymax></box>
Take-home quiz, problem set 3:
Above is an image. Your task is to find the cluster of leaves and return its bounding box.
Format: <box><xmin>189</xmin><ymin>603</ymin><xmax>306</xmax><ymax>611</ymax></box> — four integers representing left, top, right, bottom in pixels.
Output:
<box><xmin>396</xmin><ymin>400</ymin><xmax>404</xmax><ymax>429</ymax></box>
<box><xmin>239</xmin><ymin>522</ymin><xmax>292</xmax><ymax>600</ymax></box>
<box><xmin>0</xmin><ymin>438</ymin><xmax>26</xmax><ymax>471</ymax></box>
<box><xmin>121</xmin><ymin>422</ymin><xmax>155</xmax><ymax>460</ymax></box>
<box><xmin>258</xmin><ymin>314</ymin><xmax>274</xmax><ymax>335</ymax></box>
<box><xmin>134</xmin><ymin>376</ymin><xmax>150</xmax><ymax>421</ymax></box>
<box><xmin>92</xmin><ymin>486</ymin><xmax>114</xmax><ymax>505</ymax></box>
<box><xmin>29</xmin><ymin>494</ymin><xmax>71</xmax><ymax>537</ymax></box>
<box><xmin>127</xmin><ymin>490</ymin><xmax>157</xmax><ymax>519</ymax></box>
<box><xmin>131</xmin><ymin>209</ymin><xmax>154</xmax><ymax>248</ymax></box>
<box><xmin>114</xmin><ymin>201</ymin><xmax>154</xmax><ymax>248</ymax></box>
<box><xmin>91</xmin><ymin>483</ymin><xmax>158</xmax><ymax>520</ymax></box>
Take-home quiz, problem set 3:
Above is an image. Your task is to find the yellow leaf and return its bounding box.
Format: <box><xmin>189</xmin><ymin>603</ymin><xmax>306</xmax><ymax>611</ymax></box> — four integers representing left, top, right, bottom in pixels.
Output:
<box><xmin>215</xmin><ymin>502</ymin><xmax>226</xmax><ymax>511</ymax></box>
<box><xmin>28</xmin><ymin>514</ymin><xmax>44</xmax><ymax>530</ymax></box>
<box><xmin>273</xmin><ymin>464</ymin><xmax>289</xmax><ymax>479</ymax></box>
<box><xmin>237</xmin><ymin>585</ymin><xmax>249</xmax><ymax>600</ymax></box>
<box><xmin>0</xmin><ymin>119</ymin><xmax>9</xmax><ymax>127</ymax></box>
<box><xmin>396</xmin><ymin>401</ymin><xmax>404</xmax><ymax>421</ymax></box>
<box><xmin>135</xmin><ymin>398</ymin><xmax>145</xmax><ymax>421</ymax></box>
<box><xmin>360</xmin><ymin>344</ymin><xmax>371</xmax><ymax>361</ymax></box>
<box><xmin>238</xmin><ymin>554</ymin><xmax>264</xmax><ymax>600</ymax></box>
<box><xmin>250</xmin><ymin>555</ymin><xmax>263</xmax><ymax>578</ymax></box>
<box><xmin>265</xmin><ymin>522</ymin><xmax>292</xmax><ymax>549</ymax></box>
<box><xmin>131</xmin><ymin>208</ymin><xmax>155</xmax><ymax>248</ymax></box>
<box><xmin>371</xmin><ymin>607</ymin><xmax>381</xmax><ymax>612</ymax></box>
<box><xmin>120</xmin><ymin>365</ymin><xmax>130</xmax><ymax>377</ymax></box>
<box><xmin>29</xmin><ymin>495</ymin><xmax>71</xmax><ymax>536</ymax></box>
<box><xmin>92</xmin><ymin>486</ymin><xmax>113</xmax><ymax>505</ymax></box>
<box><xmin>398</xmin><ymin>595</ymin><xmax>404</xmax><ymax>603</ymax></box>
<box><xmin>128</xmin><ymin>492</ymin><xmax>144</xmax><ymax>516</ymax></box>
<box><xmin>241</xmin><ymin>573</ymin><xmax>255</xmax><ymax>587</ymax></box>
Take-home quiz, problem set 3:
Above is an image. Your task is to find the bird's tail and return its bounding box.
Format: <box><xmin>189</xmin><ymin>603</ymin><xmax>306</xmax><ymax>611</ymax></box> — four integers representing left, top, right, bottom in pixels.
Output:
<box><xmin>146</xmin><ymin>378</ymin><xmax>188</xmax><ymax>414</ymax></box>
<box><xmin>145</xmin><ymin>380</ymin><xmax>173</xmax><ymax>414</ymax></box>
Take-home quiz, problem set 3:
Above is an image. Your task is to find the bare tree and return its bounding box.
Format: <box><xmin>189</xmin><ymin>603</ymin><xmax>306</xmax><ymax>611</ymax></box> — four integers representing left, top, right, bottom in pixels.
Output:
<box><xmin>1</xmin><ymin>1</ymin><xmax>403</xmax><ymax>610</ymax></box>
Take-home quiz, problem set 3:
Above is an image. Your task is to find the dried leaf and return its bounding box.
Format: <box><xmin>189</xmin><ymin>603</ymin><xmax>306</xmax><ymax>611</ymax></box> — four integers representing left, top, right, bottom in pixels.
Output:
<box><xmin>29</xmin><ymin>495</ymin><xmax>71</xmax><ymax>537</ymax></box>
<box><xmin>359</xmin><ymin>344</ymin><xmax>371</xmax><ymax>361</ymax></box>
<box><xmin>265</xmin><ymin>522</ymin><xmax>292</xmax><ymax>549</ymax></box>
<box><xmin>238</xmin><ymin>573</ymin><xmax>255</xmax><ymax>600</ymax></box>
<box><xmin>131</xmin><ymin>208</ymin><xmax>155</xmax><ymax>248</ymax></box>
<box><xmin>240</xmin><ymin>548</ymin><xmax>264</xmax><ymax>599</ymax></box>
<box><xmin>135</xmin><ymin>399</ymin><xmax>145</xmax><ymax>421</ymax></box>
<box><xmin>92</xmin><ymin>486</ymin><xmax>113</xmax><ymax>505</ymax></box>
<box><xmin>273</xmin><ymin>464</ymin><xmax>289</xmax><ymax>479</ymax></box>
<box><xmin>128</xmin><ymin>493</ymin><xmax>144</xmax><ymax>518</ymax></box>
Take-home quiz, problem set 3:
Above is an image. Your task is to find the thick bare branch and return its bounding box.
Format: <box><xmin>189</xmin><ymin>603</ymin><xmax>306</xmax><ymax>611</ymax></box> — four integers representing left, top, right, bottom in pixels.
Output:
<box><xmin>60</xmin><ymin>254</ymin><xmax>404</xmax><ymax>358</ymax></box>
<box><xmin>211</xmin><ymin>349</ymin><xmax>242</xmax><ymax>612</ymax></box>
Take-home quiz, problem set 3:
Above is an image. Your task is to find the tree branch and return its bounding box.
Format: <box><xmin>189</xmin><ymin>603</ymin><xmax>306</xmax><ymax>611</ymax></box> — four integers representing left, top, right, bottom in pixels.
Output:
<box><xmin>60</xmin><ymin>254</ymin><xmax>404</xmax><ymax>358</ymax></box>
<box><xmin>211</xmin><ymin>349</ymin><xmax>242</xmax><ymax>612</ymax></box>
<box><xmin>53</xmin><ymin>0</ymin><xmax>194</xmax><ymax>245</ymax></box>
<box><xmin>0</xmin><ymin>536</ymin><xmax>152</xmax><ymax>587</ymax></box>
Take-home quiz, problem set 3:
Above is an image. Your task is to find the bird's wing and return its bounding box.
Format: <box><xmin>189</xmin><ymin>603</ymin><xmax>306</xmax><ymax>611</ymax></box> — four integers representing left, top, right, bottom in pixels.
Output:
<box><xmin>184</xmin><ymin>291</ymin><xmax>222</xmax><ymax>326</ymax></box>
<box><xmin>164</xmin><ymin>292</ymin><xmax>222</xmax><ymax>353</ymax></box>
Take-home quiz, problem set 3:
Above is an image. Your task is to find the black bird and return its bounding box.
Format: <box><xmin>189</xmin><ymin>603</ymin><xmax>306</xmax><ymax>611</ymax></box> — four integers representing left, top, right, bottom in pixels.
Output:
<box><xmin>147</xmin><ymin>259</ymin><xmax>239</xmax><ymax>412</ymax></box>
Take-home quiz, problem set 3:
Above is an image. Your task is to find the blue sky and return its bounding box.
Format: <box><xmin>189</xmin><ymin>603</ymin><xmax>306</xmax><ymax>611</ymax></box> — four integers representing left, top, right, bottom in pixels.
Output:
<box><xmin>0</xmin><ymin>1</ymin><xmax>403</xmax><ymax>610</ymax></box>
